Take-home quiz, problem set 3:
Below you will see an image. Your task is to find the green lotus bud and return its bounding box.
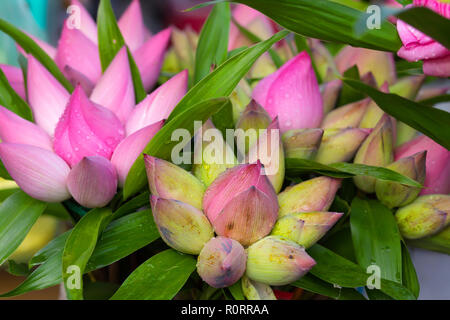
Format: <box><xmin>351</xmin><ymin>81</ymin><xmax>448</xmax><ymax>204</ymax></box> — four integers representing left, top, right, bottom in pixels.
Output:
<box><xmin>315</xmin><ymin>128</ymin><xmax>372</xmax><ymax>164</ymax></box>
<box><xmin>309</xmin><ymin>39</ymin><xmax>336</xmax><ymax>82</ymax></box>
<box><xmin>321</xmin><ymin>98</ymin><xmax>371</xmax><ymax>129</ymax></box>
<box><xmin>193</xmin><ymin>120</ymin><xmax>237</xmax><ymax>187</ymax></box>
<box><xmin>231</xmin><ymin>80</ymin><xmax>252</xmax><ymax>123</ymax></box>
<box><xmin>241</xmin><ymin>275</ymin><xmax>276</xmax><ymax>300</ymax></box>
<box><xmin>282</xmin><ymin>128</ymin><xmax>324</xmax><ymax>160</ymax></box>
<box><xmin>278</xmin><ymin>176</ymin><xmax>341</xmax><ymax>218</ymax></box>
<box><xmin>408</xmin><ymin>225</ymin><xmax>450</xmax><ymax>255</ymax></box>
<box><xmin>396</xmin><ymin>194</ymin><xmax>450</xmax><ymax>240</ymax></box>
<box><xmin>271</xmin><ymin>212</ymin><xmax>343</xmax><ymax>248</ymax></box>
<box><xmin>353</xmin><ymin>114</ymin><xmax>394</xmax><ymax>193</ymax></box>
<box><xmin>150</xmin><ymin>196</ymin><xmax>214</xmax><ymax>255</ymax></box>
<box><xmin>359</xmin><ymin>100</ymin><xmax>385</xmax><ymax>130</ymax></box>
<box><xmin>321</xmin><ymin>79</ymin><xmax>342</xmax><ymax>114</ymax></box>
<box><xmin>375</xmin><ymin>151</ymin><xmax>426</xmax><ymax>208</ymax></box>
<box><xmin>172</xmin><ymin>26</ymin><xmax>198</xmax><ymax>74</ymax></box>
<box><xmin>246</xmin><ymin>236</ymin><xmax>316</xmax><ymax>286</ymax></box>
<box><xmin>249</xmin><ymin>53</ymin><xmax>277</xmax><ymax>83</ymax></box>
<box><xmin>235</xmin><ymin>100</ymin><xmax>272</xmax><ymax>154</ymax></box>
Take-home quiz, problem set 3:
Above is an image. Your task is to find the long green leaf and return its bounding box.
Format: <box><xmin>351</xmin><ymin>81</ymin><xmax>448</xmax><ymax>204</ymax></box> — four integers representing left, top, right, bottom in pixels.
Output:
<box><xmin>110</xmin><ymin>249</ymin><xmax>197</xmax><ymax>300</ymax></box>
<box><xmin>0</xmin><ymin>191</ymin><xmax>47</xmax><ymax>266</ymax></box>
<box><xmin>401</xmin><ymin>242</ymin><xmax>420</xmax><ymax>299</ymax></box>
<box><xmin>62</xmin><ymin>208</ymin><xmax>112</xmax><ymax>300</ymax></box>
<box><xmin>343</xmin><ymin>79</ymin><xmax>450</xmax><ymax>149</ymax></box>
<box><xmin>0</xmin><ymin>69</ymin><xmax>33</xmax><ymax>120</ymax></box>
<box><xmin>350</xmin><ymin>198</ymin><xmax>402</xmax><ymax>283</ymax></box>
<box><xmin>228</xmin><ymin>280</ymin><xmax>245</xmax><ymax>300</ymax></box>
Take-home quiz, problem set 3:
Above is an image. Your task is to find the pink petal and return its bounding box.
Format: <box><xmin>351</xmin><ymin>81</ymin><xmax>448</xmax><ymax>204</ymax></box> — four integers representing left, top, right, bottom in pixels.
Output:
<box><xmin>111</xmin><ymin>120</ymin><xmax>164</xmax><ymax>187</ymax></box>
<box><xmin>133</xmin><ymin>28</ymin><xmax>171</xmax><ymax>91</ymax></box>
<box><xmin>0</xmin><ymin>106</ymin><xmax>52</xmax><ymax>150</ymax></box>
<box><xmin>423</xmin><ymin>54</ymin><xmax>450</xmax><ymax>77</ymax></box>
<box><xmin>56</xmin><ymin>22</ymin><xmax>102</xmax><ymax>85</ymax></box>
<box><xmin>0</xmin><ymin>64</ymin><xmax>26</xmax><ymax>100</ymax></box>
<box><xmin>70</xmin><ymin>0</ymin><xmax>98</xmax><ymax>44</ymax></box>
<box><xmin>253</xmin><ymin>52</ymin><xmax>323</xmax><ymax>133</ymax></box>
<box><xmin>118</xmin><ymin>0</ymin><xmax>150</xmax><ymax>52</ymax></box>
<box><xmin>125</xmin><ymin>69</ymin><xmax>188</xmax><ymax>135</ymax></box>
<box><xmin>67</xmin><ymin>156</ymin><xmax>117</xmax><ymax>208</ymax></box>
<box><xmin>54</xmin><ymin>85</ymin><xmax>125</xmax><ymax>167</ymax></box>
<box><xmin>16</xmin><ymin>33</ymin><xmax>57</xmax><ymax>59</ymax></box>
<box><xmin>397</xmin><ymin>40</ymin><xmax>449</xmax><ymax>62</ymax></box>
<box><xmin>63</xmin><ymin>65</ymin><xmax>95</xmax><ymax>96</ymax></box>
<box><xmin>27</xmin><ymin>56</ymin><xmax>70</xmax><ymax>136</ymax></box>
<box><xmin>90</xmin><ymin>47</ymin><xmax>135</xmax><ymax>123</ymax></box>
<box><xmin>0</xmin><ymin>143</ymin><xmax>70</xmax><ymax>202</ymax></box>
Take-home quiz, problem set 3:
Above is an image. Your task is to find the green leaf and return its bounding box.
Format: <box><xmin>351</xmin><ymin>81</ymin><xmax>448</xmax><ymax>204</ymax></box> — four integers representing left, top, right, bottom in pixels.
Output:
<box><xmin>62</xmin><ymin>208</ymin><xmax>112</xmax><ymax>300</ymax></box>
<box><xmin>338</xmin><ymin>66</ymin><xmax>364</xmax><ymax>106</ymax></box>
<box><xmin>123</xmin><ymin>97</ymin><xmax>232</xmax><ymax>199</ymax></box>
<box><xmin>350</xmin><ymin>198</ymin><xmax>402</xmax><ymax>283</ymax></box>
<box><xmin>0</xmin><ymin>19</ymin><xmax>73</xmax><ymax>92</ymax></box>
<box><xmin>401</xmin><ymin>242</ymin><xmax>420</xmax><ymax>299</ymax></box>
<box><xmin>110</xmin><ymin>249</ymin><xmax>197</xmax><ymax>300</ymax></box>
<box><xmin>343</xmin><ymin>79</ymin><xmax>450</xmax><ymax>149</ymax></box>
<box><xmin>232</xmin><ymin>0</ymin><xmax>401</xmax><ymax>52</ymax></box>
<box><xmin>111</xmin><ymin>191</ymin><xmax>150</xmax><ymax>220</ymax></box>
<box><xmin>0</xmin><ymin>191</ymin><xmax>47</xmax><ymax>265</ymax></box>
<box><xmin>0</xmin><ymin>69</ymin><xmax>33</xmax><ymax>120</ymax></box>
<box><xmin>127</xmin><ymin>47</ymin><xmax>147</xmax><ymax>103</ymax></box>
<box><xmin>228</xmin><ymin>280</ymin><xmax>245</xmax><ymax>300</ymax></box>
<box><xmin>168</xmin><ymin>31</ymin><xmax>288</xmax><ymax>121</ymax></box>
<box><xmin>30</xmin><ymin>231</ymin><xmax>70</xmax><ymax>267</ymax></box>
<box><xmin>285</xmin><ymin>158</ymin><xmax>423</xmax><ymax>187</ymax></box>
<box><xmin>194</xmin><ymin>2</ymin><xmax>231</xmax><ymax>84</ymax></box>
<box><xmin>7</xmin><ymin>260</ymin><xmax>30</xmax><ymax>276</ymax></box>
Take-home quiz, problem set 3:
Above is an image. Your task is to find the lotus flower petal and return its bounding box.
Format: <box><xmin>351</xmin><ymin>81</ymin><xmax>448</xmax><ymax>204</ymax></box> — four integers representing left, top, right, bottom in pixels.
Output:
<box><xmin>253</xmin><ymin>52</ymin><xmax>323</xmax><ymax>133</ymax></box>
<box><xmin>0</xmin><ymin>65</ymin><xmax>26</xmax><ymax>100</ymax></box>
<box><xmin>118</xmin><ymin>0</ymin><xmax>150</xmax><ymax>52</ymax></box>
<box><xmin>70</xmin><ymin>0</ymin><xmax>98</xmax><ymax>44</ymax></box>
<box><xmin>54</xmin><ymin>86</ymin><xmax>125</xmax><ymax>167</ymax></box>
<box><xmin>27</xmin><ymin>56</ymin><xmax>70</xmax><ymax>136</ymax></box>
<box><xmin>111</xmin><ymin>120</ymin><xmax>164</xmax><ymax>187</ymax></box>
<box><xmin>91</xmin><ymin>47</ymin><xmax>135</xmax><ymax>123</ymax></box>
<box><xmin>134</xmin><ymin>28</ymin><xmax>171</xmax><ymax>91</ymax></box>
<box><xmin>422</xmin><ymin>54</ymin><xmax>450</xmax><ymax>77</ymax></box>
<box><xmin>63</xmin><ymin>65</ymin><xmax>95</xmax><ymax>96</ymax></box>
<box><xmin>0</xmin><ymin>143</ymin><xmax>70</xmax><ymax>202</ymax></box>
<box><xmin>67</xmin><ymin>156</ymin><xmax>117</xmax><ymax>208</ymax></box>
<box><xmin>126</xmin><ymin>69</ymin><xmax>187</xmax><ymax>135</ymax></box>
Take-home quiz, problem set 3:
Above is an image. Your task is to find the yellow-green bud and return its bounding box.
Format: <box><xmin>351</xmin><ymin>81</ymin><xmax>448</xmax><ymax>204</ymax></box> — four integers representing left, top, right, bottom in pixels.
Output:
<box><xmin>321</xmin><ymin>99</ymin><xmax>371</xmax><ymax>129</ymax></box>
<box><xmin>241</xmin><ymin>275</ymin><xmax>276</xmax><ymax>300</ymax></box>
<box><xmin>230</xmin><ymin>80</ymin><xmax>252</xmax><ymax>123</ymax></box>
<box><xmin>408</xmin><ymin>225</ymin><xmax>450</xmax><ymax>255</ymax></box>
<box><xmin>282</xmin><ymin>128</ymin><xmax>324</xmax><ymax>160</ymax></box>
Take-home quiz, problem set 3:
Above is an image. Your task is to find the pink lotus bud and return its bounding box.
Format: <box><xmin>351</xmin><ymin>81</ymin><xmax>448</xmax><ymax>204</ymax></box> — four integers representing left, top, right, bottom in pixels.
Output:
<box><xmin>246</xmin><ymin>236</ymin><xmax>316</xmax><ymax>286</ymax></box>
<box><xmin>53</xmin><ymin>86</ymin><xmax>125</xmax><ymax>167</ymax></box>
<box><xmin>253</xmin><ymin>52</ymin><xmax>323</xmax><ymax>133</ymax></box>
<box><xmin>118</xmin><ymin>0</ymin><xmax>150</xmax><ymax>52</ymax></box>
<box><xmin>197</xmin><ymin>236</ymin><xmax>247</xmax><ymax>288</ymax></box>
<box><xmin>395</xmin><ymin>135</ymin><xmax>450</xmax><ymax>195</ymax></box>
<box><xmin>55</xmin><ymin>22</ymin><xmax>101</xmax><ymax>85</ymax></box>
<box><xmin>150</xmin><ymin>196</ymin><xmax>214</xmax><ymax>255</ymax></box>
<box><xmin>70</xmin><ymin>0</ymin><xmax>98</xmax><ymax>44</ymax></box>
<box><xmin>315</xmin><ymin>128</ymin><xmax>372</xmax><ymax>164</ymax></box>
<box><xmin>282</xmin><ymin>128</ymin><xmax>324</xmax><ymax>160</ymax></box>
<box><xmin>321</xmin><ymin>79</ymin><xmax>342</xmax><ymax>114</ymax></box>
<box><xmin>203</xmin><ymin>162</ymin><xmax>278</xmax><ymax>246</ymax></box>
<box><xmin>0</xmin><ymin>65</ymin><xmax>26</xmax><ymax>100</ymax></box>
<box><xmin>353</xmin><ymin>115</ymin><xmax>394</xmax><ymax>193</ymax></box>
<box><xmin>125</xmin><ymin>70</ymin><xmax>188</xmax><ymax>135</ymax></box>
<box><xmin>0</xmin><ymin>143</ymin><xmax>70</xmax><ymax>202</ymax></box>
<box><xmin>67</xmin><ymin>156</ymin><xmax>117</xmax><ymax>208</ymax></box>
<box><xmin>90</xmin><ymin>47</ymin><xmax>135</xmax><ymax>123</ymax></box>
<box><xmin>134</xmin><ymin>28</ymin><xmax>171</xmax><ymax>91</ymax></box>
<box><xmin>27</xmin><ymin>56</ymin><xmax>70</xmax><ymax>136</ymax></box>
<box><xmin>63</xmin><ymin>65</ymin><xmax>95</xmax><ymax>96</ymax></box>
<box><xmin>335</xmin><ymin>46</ymin><xmax>396</xmax><ymax>86</ymax></box>
<box><xmin>241</xmin><ymin>275</ymin><xmax>276</xmax><ymax>300</ymax></box>
<box><xmin>278</xmin><ymin>176</ymin><xmax>341</xmax><ymax>218</ymax></box>
<box><xmin>321</xmin><ymin>98</ymin><xmax>370</xmax><ymax>129</ymax></box>
<box><xmin>111</xmin><ymin>120</ymin><xmax>164</xmax><ymax>187</ymax></box>
<box><xmin>144</xmin><ymin>155</ymin><xmax>205</xmax><ymax>209</ymax></box>
<box><xmin>0</xmin><ymin>106</ymin><xmax>52</xmax><ymax>151</ymax></box>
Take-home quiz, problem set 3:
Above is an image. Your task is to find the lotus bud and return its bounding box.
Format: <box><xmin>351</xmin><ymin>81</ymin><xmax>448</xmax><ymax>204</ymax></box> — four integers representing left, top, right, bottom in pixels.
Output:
<box><xmin>246</xmin><ymin>236</ymin><xmax>316</xmax><ymax>286</ymax></box>
<box><xmin>278</xmin><ymin>176</ymin><xmax>341</xmax><ymax>218</ymax></box>
<box><xmin>321</xmin><ymin>79</ymin><xmax>342</xmax><ymax>114</ymax></box>
<box><xmin>309</xmin><ymin>39</ymin><xmax>336</xmax><ymax>82</ymax></box>
<box><xmin>396</xmin><ymin>194</ymin><xmax>450</xmax><ymax>239</ymax></box>
<box><xmin>193</xmin><ymin>120</ymin><xmax>237</xmax><ymax>187</ymax></box>
<box><xmin>375</xmin><ymin>151</ymin><xmax>426</xmax><ymax>208</ymax></box>
<box><xmin>395</xmin><ymin>135</ymin><xmax>450</xmax><ymax>195</ymax></box>
<box><xmin>203</xmin><ymin>162</ymin><xmax>278</xmax><ymax>246</ymax></box>
<box><xmin>360</xmin><ymin>72</ymin><xmax>378</xmax><ymax>88</ymax></box>
<box><xmin>230</xmin><ymin>80</ymin><xmax>253</xmax><ymax>123</ymax></box>
<box><xmin>253</xmin><ymin>52</ymin><xmax>323</xmax><ymax>133</ymax></box>
<box><xmin>359</xmin><ymin>83</ymin><xmax>393</xmax><ymax>130</ymax></box>
<box><xmin>315</xmin><ymin>128</ymin><xmax>372</xmax><ymax>164</ymax></box>
<box><xmin>416</xmin><ymin>86</ymin><xmax>449</xmax><ymax>102</ymax></box>
<box><xmin>67</xmin><ymin>156</ymin><xmax>117</xmax><ymax>208</ymax></box>
<box><xmin>247</xmin><ymin>118</ymin><xmax>285</xmax><ymax>193</ymax></box>
<box><xmin>282</xmin><ymin>129</ymin><xmax>323</xmax><ymax>160</ymax></box>
<box><xmin>271</xmin><ymin>212</ymin><xmax>343</xmax><ymax>248</ymax></box>
<box><xmin>335</xmin><ymin>46</ymin><xmax>396</xmax><ymax>86</ymax></box>
<box><xmin>197</xmin><ymin>236</ymin><xmax>247</xmax><ymax>288</ymax></box>
<box><xmin>353</xmin><ymin>114</ymin><xmax>394</xmax><ymax>193</ymax></box>
<box><xmin>241</xmin><ymin>275</ymin><xmax>276</xmax><ymax>300</ymax></box>
<box><xmin>70</xmin><ymin>0</ymin><xmax>98</xmax><ymax>44</ymax></box>
<box><xmin>53</xmin><ymin>86</ymin><xmax>125</xmax><ymax>167</ymax></box>
<box><xmin>0</xmin><ymin>143</ymin><xmax>70</xmax><ymax>202</ymax></box>
<box><xmin>249</xmin><ymin>53</ymin><xmax>277</xmax><ymax>81</ymax></box>
<box><xmin>235</xmin><ymin>100</ymin><xmax>272</xmax><ymax>154</ymax></box>
<box><xmin>150</xmin><ymin>196</ymin><xmax>214</xmax><ymax>255</ymax></box>
<box><xmin>118</xmin><ymin>0</ymin><xmax>151</xmax><ymax>52</ymax></box>
<box><xmin>321</xmin><ymin>98</ymin><xmax>371</xmax><ymax>129</ymax></box>
<box><xmin>144</xmin><ymin>155</ymin><xmax>205</xmax><ymax>209</ymax></box>
<box><xmin>171</xmin><ymin>26</ymin><xmax>198</xmax><ymax>74</ymax></box>
<box><xmin>0</xmin><ymin>65</ymin><xmax>26</xmax><ymax>100</ymax></box>
<box><xmin>64</xmin><ymin>65</ymin><xmax>95</xmax><ymax>96</ymax></box>
<box><xmin>408</xmin><ymin>225</ymin><xmax>450</xmax><ymax>254</ymax></box>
